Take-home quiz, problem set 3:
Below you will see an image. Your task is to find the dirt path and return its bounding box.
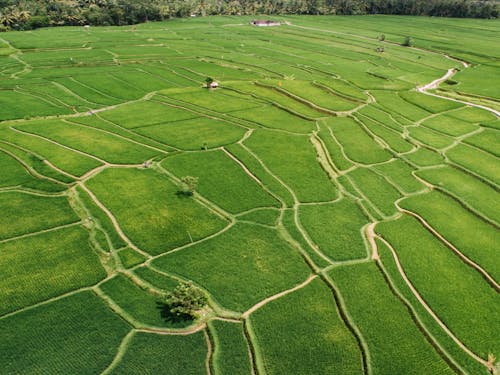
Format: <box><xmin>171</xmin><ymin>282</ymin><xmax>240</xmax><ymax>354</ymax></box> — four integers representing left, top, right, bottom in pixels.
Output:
<box><xmin>365</xmin><ymin>223</ymin><xmax>379</xmax><ymax>260</ymax></box>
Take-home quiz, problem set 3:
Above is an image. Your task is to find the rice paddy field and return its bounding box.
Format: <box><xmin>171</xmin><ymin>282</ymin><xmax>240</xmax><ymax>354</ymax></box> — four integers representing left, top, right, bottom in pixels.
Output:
<box><xmin>0</xmin><ymin>14</ymin><xmax>498</xmax><ymax>375</ymax></box>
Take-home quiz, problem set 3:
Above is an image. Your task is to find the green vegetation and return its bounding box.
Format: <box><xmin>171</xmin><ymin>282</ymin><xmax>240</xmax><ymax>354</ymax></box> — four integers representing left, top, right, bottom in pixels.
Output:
<box><xmin>330</xmin><ymin>262</ymin><xmax>454</xmax><ymax>375</ymax></box>
<box><xmin>0</xmin><ymin>14</ymin><xmax>498</xmax><ymax>374</ymax></box>
<box><xmin>0</xmin><ymin>291</ymin><xmax>130</xmax><ymax>374</ymax></box>
<box><xmin>250</xmin><ymin>278</ymin><xmax>363</xmax><ymax>374</ymax></box>
<box><xmin>110</xmin><ymin>331</ymin><xmax>207</xmax><ymax>374</ymax></box>
<box><xmin>209</xmin><ymin>320</ymin><xmax>253</xmax><ymax>375</ymax></box>
<box><xmin>153</xmin><ymin>223</ymin><xmax>310</xmax><ymax>312</ymax></box>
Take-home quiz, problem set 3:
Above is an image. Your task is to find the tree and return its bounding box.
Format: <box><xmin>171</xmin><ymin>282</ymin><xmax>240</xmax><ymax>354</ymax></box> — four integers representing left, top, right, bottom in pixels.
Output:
<box><xmin>378</xmin><ymin>34</ymin><xmax>385</xmax><ymax>41</ymax></box>
<box><xmin>205</xmin><ymin>76</ymin><xmax>214</xmax><ymax>87</ymax></box>
<box><xmin>179</xmin><ymin>176</ymin><xmax>198</xmax><ymax>195</ymax></box>
<box><xmin>164</xmin><ymin>282</ymin><xmax>207</xmax><ymax>319</ymax></box>
<box><xmin>402</xmin><ymin>36</ymin><xmax>412</xmax><ymax>47</ymax></box>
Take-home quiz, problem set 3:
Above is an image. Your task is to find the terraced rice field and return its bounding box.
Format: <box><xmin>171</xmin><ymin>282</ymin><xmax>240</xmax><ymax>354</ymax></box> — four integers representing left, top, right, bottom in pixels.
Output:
<box><xmin>0</xmin><ymin>15</ymin><xmax>498</xmax><ymax>374</ymax></box>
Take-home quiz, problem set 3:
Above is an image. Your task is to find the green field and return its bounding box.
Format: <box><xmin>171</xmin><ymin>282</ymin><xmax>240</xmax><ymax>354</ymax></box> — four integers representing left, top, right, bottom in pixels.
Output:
<box><xmin>1</xmin><ymin>14</ymin><xmax>498</xmax><ymax>375</ymax></box>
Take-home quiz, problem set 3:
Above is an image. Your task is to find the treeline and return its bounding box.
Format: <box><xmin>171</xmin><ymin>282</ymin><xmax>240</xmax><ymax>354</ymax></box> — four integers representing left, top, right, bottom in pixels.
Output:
<box><xmin>0</xmin><ymin>0</ymin><xmax>498</xmax><ymax>31</ymax></box>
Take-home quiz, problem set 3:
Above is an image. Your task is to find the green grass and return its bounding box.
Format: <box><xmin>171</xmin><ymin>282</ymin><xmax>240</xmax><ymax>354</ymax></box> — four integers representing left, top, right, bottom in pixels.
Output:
<box><xmin>0</xmin><ymin>126</ymin><xmax>102</xmax><ymax>176</ymax></box>
<box><xmin>446</xmin><ymin>143</ymin><xmax>500</xmax><ymax>185</ymax></box>
<box><xmin>0</xmin><ymin>192</ymin><xmax>79</xmax><ymax>240</ymax></box>
<box><xmin>399</xmin><ymin>191</ymin><xmax>500</xmax><ymax>282</ymax></box>
<box><xmin>421</xmin><ymin>113</ymin><xmax>478</xmax><ymax>137</ymax></box>
<box><xmin>404</xmin><ymin>147</ymin><xmax>444</xmax><ymax>167</ymax></box>
<box><xmin>317</xmin><ymin>122</ymin><xmax>354</xmax><ymax>171</ymax></box>
<box><xmin>86</xmin><ymin>167</ymin><xmax>227</xmax><ymax>255</ymax></box>
<box><xmin>0</xmin><ymin>291</ymin><xmax>131</xmax><ymax>374</ymax></box>
<box><xmin>376</xmin><ymin>215</ymin><xmax>500</xmax><ymax>358</ymax></box>
<box><xmin>0</xmin><ymin>89</ymin><xmax>71</xmax><ymax>121</ymax></box>
<box><xmin>134</xmin><ymin>117</ymin><xmax>246</xmax><ymax>150</ymax></box>
<box><xmin>299</xmin><ymin>199</ymin><xmax>369</xmax><ymax>261</ymax></box>
<box><xmin>373</xmin><ymin>159</ymin><xmax>425</xmax><ymax>194</ymax></box>
<box><xmin>162</xmin><ymin>150</ymin><xmax>279</xmax><ymax>213</ymax></box>
<box><xmin>371</xmin><ymin>91</ymin><xmax>431</xmax><ymax>122</ymax></box>
<box><xmin>399</xmin><ymin>91</ymin><xmax>463</xmax><ymax>113</ymax></box>
<box><xmin>244</xmin><ymin>130</ymin><xmax>338</xmax><ymax>203</ymax></box>
<box><xmin>464</xmin><ymin>129</ymin><xmax>500</xmax><ymax>157</ymax></box>
<box><xmin>330</xmin><ymin>262</ymin><xmax>455</xmax><ymax>375</ymax></box>
<box><xmin>99</xmin><ymin>274</ymin><xmax>189</xmax><ymax>328</ymax></box>
<box><xmin>231</xmin><ymin>104</ymin><xmax>316</xmax><ymax>133</ymax></box>
<box><xmin>209</xmin><ymin>320</ymin><xmax>253</xmax><ymax>375</ymax></box>
<box><xmin>416</xmin><ymin>166</ymin><xmax>500</xmax><ymax>222</ymax></box>
<box><xmin>0</xmin><ymin>226</ymin><xmax>105</xmax><ymax>315</ymax></box>
<box><xmin>16</xmin><ymin>120</ymin><xmax>160</xmax><ymax>164</ymax></box>
<box><xmin>357</xmin><ymin>116</ymin><xmax>414</xmax><ymax>153</ymax></box>
<box><xmin>132</xmin><ymin>266</ymin><xmax>179</xmax><ymax>292</ymax></box>
<box><xmin>348</xmin><ymin>168</ymin><xmax>402</xmax><ymax>217</ymax></box>
<box><xmin>326</xmin><ymin>117</ymin><xmax>392</xmax><ymax>164</ymax></box>
<box><xmin>409</xmin><ymin>126</ymin><xmax>454</xmax><ymax>149</ymax></box>
<box><xmin>110</xmin><ymin>331</ymin><xmax>207</xmax><ymax>374</ymax></box>
<box><xmin>237</xmin><ymin>208</ymin><xmax>279</xmax><ymax>226</ymax></box>
<box><xmin>153</xmin><ymin>223</ymin><xmax>310</xmax><ymax>312</ymax></box>
<box><xmin>250</xmin><ymin>277</ymin><xmax>363</xmax><ymax>375</ymax></box>
<box><xmin>118</xmin><ymin>248</ymin><xmax>147</xmax><ymax>269</ymax></box>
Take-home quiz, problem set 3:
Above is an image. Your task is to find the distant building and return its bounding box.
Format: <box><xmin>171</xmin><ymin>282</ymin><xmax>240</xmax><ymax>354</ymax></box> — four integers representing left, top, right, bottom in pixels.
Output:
<box><xmin>251</xmin><ymin>20</ymin><xmax>281</xmax><ymax>27</ymax></box>
<box><xmin>83</xmin><ymin>25</ymin><xmax>90</xmax><ymax>29</ymax></box>
<box><xmin>209</xmin><ymin>81</ymin><xmax>219</xmax><ymax>89</ymax></box>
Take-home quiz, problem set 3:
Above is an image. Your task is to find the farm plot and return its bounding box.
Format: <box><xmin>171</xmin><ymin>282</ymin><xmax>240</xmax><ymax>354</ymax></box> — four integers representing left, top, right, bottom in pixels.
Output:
<box><xmin>299</xmin><ymin>198</ymin><xmax>369</xmax><ymax>261</ymax></box>
<box><xmin>15</xmin><ymin>119</ymin><xmax>160</xmax><ymax>164</ymax></box>
<box><xmin>110</xmin><ymin>331</ymin><xmax>207</xmax><ymax>375</ymax></box>
<box><xmin>209</xmin><ymin>320</ymin><xmax>253</xmax><ymax>375</ymax></box>
<box><xmin>0</xmin><ymin>291</ymin><xmax>130</xmax><ymax>374</ymax></box>
<box><xmin>162</xmin><ymin>150</ymin><xmax>279</xmax><ymax>213</ymax></box>
<box><xmin>0</xmin><ymin>192</ymin><xmax>78</xmax><ymax>240</ymax></box>
<box><xmin>0</xmin><ymin>226</ymin><xmax>106</xmax><ymax>315</ymax></box>
<box><xmin>85</xmin><ymin>168</ymin><xmax>227</xmax><ymax>255</ymax></box>
<box><xmin>249</xmin><ymin>277</ymin><xmax>363</xmax><ymax>375</ymax></box>
<box><xmin>399</xmin><ymin>190</ymin><xmax>500</xmax><ymax>282</ymax></box>
<box><xmin>415</xmin><ymin>166</ymin><xmax>500</xmax><ymax>222</ymax></box>
<box><xmin>135</xmin><ymin>116</ymin><xmax>246</xmax><ymax>150</ymax></box>
<box><xmin>153</xmin><ymin>223</ymin><xmax>310</xmax><ymax>312</ymax></box>
<box><xmin>244</xmin><ymin>130</ymin><xmax>338</xmax><ymax>203</ymax></box>
<box><xmin>325</xmin><ymin>116</ymin><xmax>392</xmax><ymax>164</ymax></box>
<box><xmin>376</xmin><ymin>215</ymin><xmax>500</xmax><ymax>359</ymax></box>
<box><xmin>330</xmin><ymin>262</ymin><xmax>454</xmax><ymax>375</ymax></box>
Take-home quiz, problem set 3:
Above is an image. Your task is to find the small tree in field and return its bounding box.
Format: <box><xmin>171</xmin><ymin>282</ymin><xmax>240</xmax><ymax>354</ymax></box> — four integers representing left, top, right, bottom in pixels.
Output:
<box><xmin>378</xmin><ymin>34</ymin><xmax>385</xmax><ymax>41</ymax></box>
<box><xmin>179</xmin><ymin>176</ymin><xmax>198</xmax><ymax>196</ymax></box>
<box><xmin>205</xmin><ymin>76</ymin><xmax>214</xmax><ymax>88</ymax></box>
<box><xmin>164</xmin><ymin>282</ymin><xmax>207</xmax><ymax>319</ymax></box>
<box><xmin>402</xmin><ymin>36</ymin><xmax>411</xmax><ymax>47</ymax></box>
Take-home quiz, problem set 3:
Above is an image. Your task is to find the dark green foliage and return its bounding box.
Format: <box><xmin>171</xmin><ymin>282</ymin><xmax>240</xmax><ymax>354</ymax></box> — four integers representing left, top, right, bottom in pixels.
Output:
<box><xmin>164</xmin><ymin>281</ymin><xmax>208</xmax><ymax>319</ymax></box>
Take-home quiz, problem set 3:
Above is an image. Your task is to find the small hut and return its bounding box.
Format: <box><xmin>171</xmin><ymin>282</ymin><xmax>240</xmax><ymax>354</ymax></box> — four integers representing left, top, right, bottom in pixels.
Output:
<box><xmin>251</xmin><ymin>20</ymin><xmax>281</xmax><ymax>27</ymax></box>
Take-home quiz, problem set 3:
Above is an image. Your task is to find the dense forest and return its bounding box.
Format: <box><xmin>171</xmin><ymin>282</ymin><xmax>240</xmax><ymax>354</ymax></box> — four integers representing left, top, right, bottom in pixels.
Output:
<box><xmin>0</xmin><ymin>0</ymin><xmax>498</xmax><ymax>31</ymax></box>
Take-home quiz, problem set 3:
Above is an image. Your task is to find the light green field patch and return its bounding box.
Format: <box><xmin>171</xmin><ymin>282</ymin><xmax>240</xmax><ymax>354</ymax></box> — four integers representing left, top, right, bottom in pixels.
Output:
<box><xmin>118</xmin><ymin>248</ymin><xmax>147</xmax><ymax>269</ymax></box>
<box><xmin>421</xmin><ymin>113</ymin><xmax>478</xmax><ymax>137</ymax></box>
<box><xmin>0</xmin><ymin>89</ymin><xmax>70</xmax><ymax>121</ymax></box>
<box><xmin>416</xmin><ymin>166</ymin><xmax>500</xmax><ymax>222</ymax></box>
<box><xmin>16</xmin><ymin>119</ymin><xmax>160</xmax><ymax>164</ymax></box>
<box><xmin>376</xmin><ymin>215</ymin><xmax>500</xmax><ymax>358</ymax></box>
<box><xmin>250</xmin><ymin>277</ymin><xmax>363</xmax><ymax>375</ymax></box>
<box><xmin>135</xmin><ymin>117</ymin><xmax>246</xmax><ymax>150</ymax></box>
<box><xmin>0</xmin><ymin>226</ymin><xmax>106</xmax><ymax>315</ymax></box>
<box><xmin>330</xmin><ymin>262</ymin><xmax>455</xmax><ymax>375</ymax></box>
<box><xmin>153</xmin><ymin>223</ymin><xmax>310</xmax><ymax>312</ymax></box>
<box><xmin>326</xmin><ymin>117</ymin><xmax>392</xmax><ymax>164</ymax></box>
<box><xmin>348</xmin><ymin>168</ymin><xmax>402</xmax><ymax>217</ymax></box>
<box><xmin>162</xmin><ymin>150</ymin><xmax>279</xmax><ymax>213</ymax></box>
<box><xmin>299</xmin><ymin>199</ymin><xmax>369</xmax><ymax>261</ymax></box>
<box><xmin>209</xmin><ymin>320</ymin><xmax>253</xmax><ymax>375</ymax></box>
<box><xmin>231</xmin><ymin>104</ymin><xmax>316</xmax><ymax>133</ymax></box>
<box><xmin>99</xmin><ymin>274</ymin><xmax>189</xmax><ymax>328</ymax></box>
<box><xmin>446</xmin><ymin>143</ymin><xmax>500</xmax><ymax>185</ymax></box>
<box><xmin>0</xmin><ymin>192</ymin><xmax>79</xmax><ymax>240</ymax></box>
<box><xmin>245</xmin><ymin>130</ymin><xmax>338</xmax><ymax>202</ymax></box>
<box><xmin>110</xmin><ymin>331</ymin><xmax>207</xmax><ymax>374</ymax></box>
<box><xmin>409</xmin><ymin>126</ymin><xmax>454</xmax><ymax>149</ymax></box>
<box><xmin>99</xmin><ymin>100</ymin><xmax>198</xmax><ymax>129</ymax></box>
<box><xmin>400</xmin><ymin>191</ymin><xmax>500</xmax><ymax>281</ymax></box>
<box><xmin>0</xmin><ymin>291</ymin><xmax>131</xmax><ymax>374</ymax></box>
<box><xmin>373</xmin><ymin>159</ymin><xmax>425</xmax><ymax>194</ymax></box>
<box><xmin>404</xmin><ymin>147</ymin><xmax>444</xmax><ymax>167</ymax></box>
<box><xmin>86</xmin><ymin>168</ymin><xmax>227</xmax><ymax>255</ymax></box>
<box><xmin>463</xmin><ymin>128</ymin><xmax>500</xmax><ymax>157</ymax></box>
